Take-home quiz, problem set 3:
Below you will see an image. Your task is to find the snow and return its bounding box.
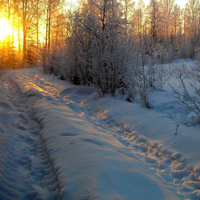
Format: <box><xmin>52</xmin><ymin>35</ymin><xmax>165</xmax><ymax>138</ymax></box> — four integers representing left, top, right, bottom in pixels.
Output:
<box><xmin>0</xmin><ymin>61</ymin><xmax>200</xmax><ymax>199</ymax></box>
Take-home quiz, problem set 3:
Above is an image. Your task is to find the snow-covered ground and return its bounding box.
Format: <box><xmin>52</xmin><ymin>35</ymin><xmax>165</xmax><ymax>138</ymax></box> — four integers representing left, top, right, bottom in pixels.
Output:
<box><xmin>0</xmin><ymin>62</ymin><xmax>200</xmax><ymax>199</ymax></box>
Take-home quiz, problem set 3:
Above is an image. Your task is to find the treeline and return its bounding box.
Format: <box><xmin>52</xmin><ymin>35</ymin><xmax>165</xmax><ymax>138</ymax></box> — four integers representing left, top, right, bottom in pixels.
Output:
<box><xmin>1</xmin><ymin>0</ymin><xmax>200</xmax><ymax>67</ymax></box>
<box><xmin>43</xmin><ymin>0</ymin><xmax>200</xmax><ymax>97</ymax></box>
<box><xmin>1</xmin><ymin>0</ymin><xmax>200</xmax><ymax>98</ymax></box>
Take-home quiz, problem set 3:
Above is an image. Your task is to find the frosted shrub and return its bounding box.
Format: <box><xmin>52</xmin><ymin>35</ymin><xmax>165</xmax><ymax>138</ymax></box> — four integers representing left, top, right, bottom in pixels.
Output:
<box><xmin>133</xmin><ymin>42</ymin><xmax>171</xmax><ymax>108</ymax></box>
<box><xmin>41</xmin><ymin>44</ymin><xmax>67</xmax><ymax>79</ymax></box>
<box><xmin>169</xmin><ymin>65</ymin><xmax>200</xmax><ymax>125</ymax></box>
<box><xmin>156</xmin><ymin>64</ymin><xmax>171</xmax><ymax>89</ymax></box>
<box><xmin>133</xmin><ymin>52</ymin><xmax>151</xmax><ymax>108</ymax></box>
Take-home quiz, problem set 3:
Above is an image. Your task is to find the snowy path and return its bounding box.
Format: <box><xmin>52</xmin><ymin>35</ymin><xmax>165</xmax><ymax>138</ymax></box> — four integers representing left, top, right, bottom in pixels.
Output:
<box><xmin>33</xmin><ymin>72</ymin><xmax>200</xmax><ymax>199</ymax></box>
<box><xmin>0</xmin><ymin>76</ymin><xmax>61</xmax><ymax>199</ymax></box>
<box><xmin>0</xmin><ymin>68</ymin><xmax>200</xmax><ymax>199</ymax></box>
<box><xmin>31</xmin><ymin>72</ymin><xmax>187</xmax><ymax>199</ymax></box>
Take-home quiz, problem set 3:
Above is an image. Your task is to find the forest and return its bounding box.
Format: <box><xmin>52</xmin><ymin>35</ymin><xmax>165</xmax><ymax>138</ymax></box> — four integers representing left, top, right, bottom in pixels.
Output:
<box><xmin>0</xmin><ymin>0</ymin><xmax>200</xmax><ymax>101</ymax></box>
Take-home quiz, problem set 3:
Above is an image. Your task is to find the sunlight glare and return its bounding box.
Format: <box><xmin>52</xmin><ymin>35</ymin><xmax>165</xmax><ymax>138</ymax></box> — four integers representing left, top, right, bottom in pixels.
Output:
<box><xmin>0</xmin><ymin>17</ymin><xmax>12</xmax><ymax>41</ymax></box>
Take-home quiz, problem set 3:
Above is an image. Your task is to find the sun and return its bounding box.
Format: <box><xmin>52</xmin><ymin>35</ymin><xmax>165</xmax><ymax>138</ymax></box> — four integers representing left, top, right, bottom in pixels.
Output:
<box><xmin>0</xmin><ymin>17</ymin><xmax>12</xmax><ymax>41</ymax></box>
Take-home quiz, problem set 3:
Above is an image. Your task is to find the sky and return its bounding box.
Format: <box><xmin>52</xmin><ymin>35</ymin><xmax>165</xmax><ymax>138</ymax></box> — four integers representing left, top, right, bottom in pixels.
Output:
<box><xmin>143</xmin><ymin>0</ymin><xmax>188</xmax><ymax>7</ymax></box>
<box><xmin>137</xmin><ymin>0</ymin><xmax>188</xmax><ymax>8</ymax></box>
<box><xmin>68</xmin><ymin>0</ymin><xmax>188</xmax><ymax>8</ymax></box>
<box><xmin>174</xmin><ymin>0</ymin><xmax>188</xmax><ymax>7</ymax></box>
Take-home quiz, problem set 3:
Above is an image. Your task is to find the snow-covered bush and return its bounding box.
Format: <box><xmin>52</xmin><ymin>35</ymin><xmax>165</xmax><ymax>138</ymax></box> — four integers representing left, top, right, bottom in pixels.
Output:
<box><xmin>194</xmin><ymin>53</ymin><xmax>200</xmax><ymax>82</ymax></box>
<box><xmin>42</xmin><ymin>47</ymin><xmax>50</xmax><ymax>74</ymax></box>
<box><xmin>156</xmin><ymin>64</ymin><xmax>171</xmax><ymax>89</ymax></box>
<box><xmin>132</xmin><ymin>40</ymin><xmax>171</xmax><ymax>108</ymax></box>
<box><xmin>132</xmin><ymin>40</ymin><xmax>151</xmax><ymax>108</ymax></box>
<box><xmin>153</xmin><ymin>42</ymin><xmax>176</xmax><ymax>64</ymax></box>
<box><xmin>178</xmin><ymin>39</ymin><xmax>195</xmax><ymax>59</ymax></box>
<box><xmin>41</xmin><ymin>44</ymin><xmax>67</xmax><ymax>79</ymax></box>
<box><xmin>62</xmin><ymin>0</ymin><xmax>134</xmax><ymax>96</ymax></box>
<box><xmin>169</xmin><ymin>64</ymin><xmax>200</xmax><ymax>125</ymax></box>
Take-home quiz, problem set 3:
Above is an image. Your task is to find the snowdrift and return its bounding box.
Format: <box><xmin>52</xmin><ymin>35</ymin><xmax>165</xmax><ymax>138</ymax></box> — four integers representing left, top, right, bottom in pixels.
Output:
<box><xmin>33</xmin><ymin>98</ymin><xmax>178</xmax><ymax>199</ymax></box>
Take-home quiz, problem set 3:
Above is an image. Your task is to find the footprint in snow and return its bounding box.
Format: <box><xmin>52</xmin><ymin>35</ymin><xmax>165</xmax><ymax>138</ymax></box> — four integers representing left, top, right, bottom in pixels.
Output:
<box><xmin>13</xmin><ymin>121</ymin><xmax>26</xmax><ymax>130</ymax></box>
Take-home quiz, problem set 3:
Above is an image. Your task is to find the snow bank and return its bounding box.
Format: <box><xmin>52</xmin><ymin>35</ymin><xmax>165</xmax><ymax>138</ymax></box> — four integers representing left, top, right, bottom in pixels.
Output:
<box><xmin>96</xmin><ymin>96</ymin><xmax>200</xmax><ymax>175</ymax></box>
<box><xmin>33</xmin><ymin>98</ymin><xmax>179</xmax><ymax>199</ymax></box>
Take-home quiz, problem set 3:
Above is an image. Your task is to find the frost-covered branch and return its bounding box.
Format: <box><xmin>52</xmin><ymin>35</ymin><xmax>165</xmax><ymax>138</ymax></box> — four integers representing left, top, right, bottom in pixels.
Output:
<box><xmin>169</xmin><ymin>68</ymin><xmax>200</xmax><ymax>124</ymax></box>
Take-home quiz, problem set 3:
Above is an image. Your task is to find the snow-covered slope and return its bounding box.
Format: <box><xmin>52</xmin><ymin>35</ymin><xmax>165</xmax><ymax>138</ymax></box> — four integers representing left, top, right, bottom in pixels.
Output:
<box><xmin>0</xmin><ymin>65</ymin><xmax>199</xmax><ymax>199</ymax></box>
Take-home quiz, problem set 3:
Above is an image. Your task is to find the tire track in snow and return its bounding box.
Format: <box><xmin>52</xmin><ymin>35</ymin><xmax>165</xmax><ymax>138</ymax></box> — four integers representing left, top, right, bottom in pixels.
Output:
<box><xmin>0</xmin><ymin>78</ymin><xmax>61</xmax><ymax>200</ymax></box>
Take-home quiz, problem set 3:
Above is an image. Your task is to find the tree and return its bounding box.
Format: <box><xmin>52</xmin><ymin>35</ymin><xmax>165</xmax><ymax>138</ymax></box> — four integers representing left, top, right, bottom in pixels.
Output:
<box><xmin>61</xmin><ymin>0</ymin><xmax>134</xmax><ymax>96</ymax></box>
<box><xmin>135</xmin><ymin>0</ymin><xmax>145</xmax><ymax>37</ymax></box>
<box><xmin>161</xmin><ymin>0</ymin><xmax>175</xmax><ymax>40</ymax></box>
<box><xmin>146</xmin><ymin>0</ymin><xmax>161</xmax><ymax>44</ymax></box>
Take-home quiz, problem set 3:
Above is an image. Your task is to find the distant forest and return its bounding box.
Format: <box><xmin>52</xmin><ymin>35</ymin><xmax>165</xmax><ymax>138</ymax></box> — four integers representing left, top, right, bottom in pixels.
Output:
<box><xmin>1</xmin><ymin>0</ymin><xmax>200</xmax><ymax>97</ymax></box>
<box><xmin>0</xmin><ymin>0</ymin><xmax>200</xmax><ymax>67</ymax></box>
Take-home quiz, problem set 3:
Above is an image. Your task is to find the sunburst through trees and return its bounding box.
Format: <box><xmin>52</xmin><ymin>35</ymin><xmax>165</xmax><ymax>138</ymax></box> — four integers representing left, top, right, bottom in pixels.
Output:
<box><xmin>0</xmin><ymin>18</ymin><xmax>12</xmax><ymax>41</ymax></box>
<box><xmin>0</xmin><ymin>0</ymin><xmax>200</xmax><ymax>70</ymax></box>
